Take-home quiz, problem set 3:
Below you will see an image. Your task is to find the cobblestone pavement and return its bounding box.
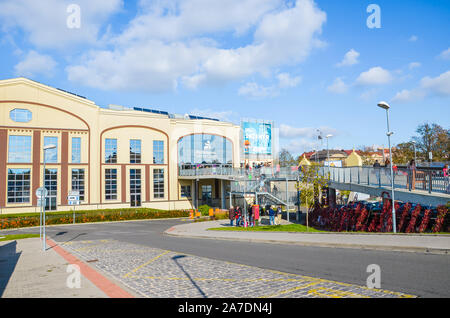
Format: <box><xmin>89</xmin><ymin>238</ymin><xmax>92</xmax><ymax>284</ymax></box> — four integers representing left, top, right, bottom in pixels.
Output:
<box><xmin>59</xmin><ymin>239</ymin><xmax>416</xmax><ymax>298</ymax></box>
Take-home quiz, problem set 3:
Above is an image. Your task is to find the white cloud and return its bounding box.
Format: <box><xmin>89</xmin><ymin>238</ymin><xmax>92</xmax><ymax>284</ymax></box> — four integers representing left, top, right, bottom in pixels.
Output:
<box><xmin>189</xmin><ymin>108</ymin><xmax>236</xmax><ymax>122</ymax></box>
<box><xmin>277</xmin><ymin>73</ymin><xmax>302</xmax><ymax>88</ymax></box>
<box><xmin>420</xmin><ymin>70</ymin><xmax>450</xmax><ymax>96</ymax></box>
<box><xmin>280</xmin><ymin>124</ymin><xmax>337</xmax><ymax>139</ymax></box>
<box><xmin>238</xmin><ymin>82</ymin><xmax>278</xmax><ymax>99</ymax></box>
<box><xmin>356</xmin><ymin>67</ymin><xmax>393</xmax><ymax>86</ymax></box>
<box><xmin>327</xmin><ymin>77</ymin><xmax>348</xmax><ymax>94</ymax></box>
<box><xmin>0</xmin><ymin>0</ymin><xmax>123</xmax><ymax>49</ymax></box>
<box><xmin>409</xmin><ymin>35</ymin><xmax>418</xmax><ymax>42</ymax></box>
<box><xmin>439</xmin><ymin>48</ymin><xmax>450</xmax><ymax>60</ymax></box>
<box><xmin>392</xmin><ymin>70</ymin><xmax>450</xmax><ymax>102</ymax></box>
<box><xmin>238</xmin><ymin>72</ymin><xmax>301</xmax><ymax>98</ymax></box>
<box><xmin>14</xmin><ymin>50</ymin><xmax>57</xmax><ymax>77</ymax></box>
<box><xmin>336</xmin><ymin>49</ymin><xmax>359</xmax><ymax>67</ymax></box>
<box><xmin>67</xmin><ymin>0</ymin><xmax>326</xmax><ymax>92</ymax></box>
<box><xmin>408</xmin><ymin>62</ymin><xmax>421</xmax><ymax>70</ymax></box>
<box><xmin>392</xmin><ymin>89</ymin><xmax>425</xmax><ymax>103</ymax></box>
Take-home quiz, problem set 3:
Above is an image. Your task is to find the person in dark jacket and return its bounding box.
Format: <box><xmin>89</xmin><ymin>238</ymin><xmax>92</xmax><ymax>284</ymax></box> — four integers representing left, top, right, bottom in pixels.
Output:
<box><xmin>269</xmin><ymin>206</ymin><xmax>275</xmax><ymax>225</ymax></box>
<box><xmin>235</xmin><ymin>206</ymin><xmax>242</xmax><ymax>226</ymax></box>
<box><xmin>229</xmin><ymin>206</ymin><xmax>235</xmax><ymax>226</ymax></box>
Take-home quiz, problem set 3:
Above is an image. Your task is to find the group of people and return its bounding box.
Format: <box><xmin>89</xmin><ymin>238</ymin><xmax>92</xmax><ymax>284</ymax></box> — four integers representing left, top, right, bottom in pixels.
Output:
<box><xmin>228</xmin><ymin>204</ymin><xmax>283</xmax><ymax>227</ymax></box>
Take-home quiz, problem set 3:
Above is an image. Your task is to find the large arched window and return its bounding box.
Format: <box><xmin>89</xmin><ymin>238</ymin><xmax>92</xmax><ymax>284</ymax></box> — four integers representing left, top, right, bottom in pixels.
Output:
<box><xmin>178</xmin><ymin>134</ymin><xmax>232</xmax><ymax>165</ymax></box>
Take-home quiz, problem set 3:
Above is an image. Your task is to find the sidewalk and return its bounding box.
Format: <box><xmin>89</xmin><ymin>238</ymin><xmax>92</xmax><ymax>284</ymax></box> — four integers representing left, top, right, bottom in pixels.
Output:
<box><xmin>165</xmin><ymin>220</ymin><xmax>450</xmax><ymax>255</ymax></box>
<box><xmin>0</xmin><ymin>237</ymin><xmax>134</xmax><ymax>298</ymax></box>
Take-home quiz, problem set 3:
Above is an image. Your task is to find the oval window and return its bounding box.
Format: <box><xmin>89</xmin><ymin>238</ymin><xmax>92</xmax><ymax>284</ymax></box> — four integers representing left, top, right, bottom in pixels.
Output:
<box><xmin>10</xmin><ymin>109</ymin><xmax>32</xmax><ymax>123</ymax></box>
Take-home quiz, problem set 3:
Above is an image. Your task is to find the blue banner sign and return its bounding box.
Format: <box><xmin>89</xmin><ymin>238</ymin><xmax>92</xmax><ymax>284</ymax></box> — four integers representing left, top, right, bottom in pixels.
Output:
<box><xmin>242</xmin><ymin>122</ymin><xmax>272</xmax><ymax>155</ymax></box>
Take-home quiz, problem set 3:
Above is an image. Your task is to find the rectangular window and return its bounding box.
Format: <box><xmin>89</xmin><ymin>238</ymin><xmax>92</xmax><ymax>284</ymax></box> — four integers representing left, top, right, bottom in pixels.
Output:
<box><xmin>130</xmin><ymin>169</ymin><xmax>142</xmax><ymax>207</ymax></box>
<box><xmin>153</xmin><ymin>169</ymin><xmax>164</xmax><ymax>199</ymax></box>
<box><xmin>130</xmin><ymin>140</ymin><xmax>142</xmax><ymax>164</ymax></box>
<box><xmin>8</xmin><ymin>135</ymin><xmax>32</xmax><ymax>163</ymax></box>
<box><xmin>71</xmin><ymin>169</ymin><xmax>85</xmax><ymax>201</ymax></box>
<box><xmin>105</xmin><ymin>169</ymin><xmax>117</xmax><ymax>200</ymax></box>
<box><xmin>181</xmin><ymin>185</ymin><xmax>191</xmax><ymax>198</ymax></box>
<box><xmin>44</xmin><ymin>169</ymin><xmax>58</xmax><ymax>211</ymax></box>
<box><xmin>72</xmin><ymin>137</ymin><xmax>81</xmax><ymax>163</ymax></box>
<box><xmin>44</xmin><ymin>136</ymin><xmax>58</xmax><ymax>163</ymax></box>
<box><xmin>153</xmin><ymin>140</ymin><xmax>164</xmax><ymax>164</ymax></box>
<box><xmin>7</xmin><ymin>169</ymin><xmax>31</xmax><ymax>203</ymax></box>
<box><xmin>105</xmin><ymin>139</ymin><xmax>117</xmax><ymax>164</ymax></box>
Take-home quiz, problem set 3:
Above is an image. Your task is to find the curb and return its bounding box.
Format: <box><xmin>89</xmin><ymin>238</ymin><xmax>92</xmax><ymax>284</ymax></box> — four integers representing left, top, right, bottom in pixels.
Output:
<box><xmin>0</xmin><ymin>217</ymin><xmax>190</xmax><ymax>233</ymax></box>
<box><xmin>164</xmin><ymin>229</ymin><xmax>450</xmax><ymax>256</ymax></box>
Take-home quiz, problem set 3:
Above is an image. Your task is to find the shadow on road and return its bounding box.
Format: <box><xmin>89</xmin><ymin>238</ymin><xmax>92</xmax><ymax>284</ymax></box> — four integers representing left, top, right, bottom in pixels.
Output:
<box><xmin>172</xmin><ymin>255</ymin><xmax>207</xmax><ymax>298</ymax></box>
<box><xmin>48</xmin><ymin>232</ymin><xmax>87</xmax><ymax>250</ymax></box>
<box><xmin>0</xmin><ymin>241</ymin><xmax>21</xmax><ymax>297</ymax></box>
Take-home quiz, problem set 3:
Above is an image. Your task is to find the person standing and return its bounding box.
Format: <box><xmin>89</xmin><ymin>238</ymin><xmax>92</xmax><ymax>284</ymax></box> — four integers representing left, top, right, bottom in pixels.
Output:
<box><xmin>235</xmin><ymin>206</ymin><xmax>241</xmax><ymax>227</ymax></box>
<box><xmin>443</xmin><ymin>164</ymin><xmax>449</xmax><ymax>193</ymax></box>
<box><xmin>269</xmin><ymin>206</ymin><xmax>275</xmax><ymax>225</ymax></box>
<box><xmin>276</xmin><ymin>206</ymin><xmax>282</xmax><ymax>225</ymax></box>
<box><xmin>407</xmin><ymin>159</ymin><xmax>416</xmax><ymax>191</ymax></box>
<box><xmin>229</xmin><ymin>206</ymin><xmax>235</xmax><ymax>226</ymax></box>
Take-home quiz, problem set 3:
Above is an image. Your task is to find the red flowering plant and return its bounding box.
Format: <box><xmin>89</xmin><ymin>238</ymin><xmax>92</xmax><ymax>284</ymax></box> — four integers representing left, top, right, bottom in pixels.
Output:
<box><xmin>418</xmin><ymin>209</ymin><xmax>431</xmax><ymax>233</ymax></box>
<box><xmin>405</xmin><ymin>204</ymin><xmax>422</xmax><ymax>233</ymax></box>
<box><xmin>397</xmin><ymin>203</ymin><xmax>412</xmax><ymax>233</ymax></box>
<box><xmin>356</xmin><ymin>206</ymin><xmax>369</xmax><ymax>232</ymax></box>
<box><xmin>367</xmin><ymin>211</ymin><xmax>380</xmax><ymax>232</ymax></box>
<box><xmin>432</xmin><ymin>206</ymin><xmax>448</xmax><ymax>233</ymax></box>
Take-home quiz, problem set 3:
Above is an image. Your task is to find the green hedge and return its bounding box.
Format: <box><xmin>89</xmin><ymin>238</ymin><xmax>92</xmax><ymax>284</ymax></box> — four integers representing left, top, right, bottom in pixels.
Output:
<box><xmin>0</xmin><ymin>208</ymin><xmax>190</xmax><ymax>230</ymax></box>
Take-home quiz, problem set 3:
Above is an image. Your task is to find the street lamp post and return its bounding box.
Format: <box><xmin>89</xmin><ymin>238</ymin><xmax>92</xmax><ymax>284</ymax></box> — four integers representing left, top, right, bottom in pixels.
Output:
<box><xmin>377</xmin><ymin>101</ymin><xmax>397</xmax><ymax>233</ymax></box>
<box><xmin>412</xmin><ymin>141</ymin><xmax>417</xmax><ymax>163</ymax></box>
<box><xmin>42</xmin><ymin>144</ymin><xmax>56</xmax><ymax>251</ymax></box>
<box><xmin>326</xmin><ymin>134</ymin><xmax>333</xmax><ymax>177</ymax></box>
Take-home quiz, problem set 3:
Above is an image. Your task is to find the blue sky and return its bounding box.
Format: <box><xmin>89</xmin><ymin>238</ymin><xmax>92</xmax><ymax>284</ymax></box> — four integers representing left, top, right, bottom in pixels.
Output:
<box><xmin>0</xmin><ymin>0</ymin><xmax>449</xmax><ymax>156</ymax></box>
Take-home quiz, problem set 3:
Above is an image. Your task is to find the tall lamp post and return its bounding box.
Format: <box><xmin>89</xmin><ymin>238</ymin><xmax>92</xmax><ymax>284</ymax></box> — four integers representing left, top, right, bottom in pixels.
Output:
<box><xmin>42</xmin><ymin>144</ymin><xmax>56</xmax><ymax>251</ymax></box>
<box><xmin>412</xmin><ymin>140</ymin><xmax>417</xmax><ymax>163</ymax></box>
<box><xmin>377</xmin><ymin>101</ymin><xmax>397</xmax><ymax>233</ymax></box>
<box><xmin>326</xmin><ymin>134</ymin><xmax>333</xmax><ymax>176</ymax></box>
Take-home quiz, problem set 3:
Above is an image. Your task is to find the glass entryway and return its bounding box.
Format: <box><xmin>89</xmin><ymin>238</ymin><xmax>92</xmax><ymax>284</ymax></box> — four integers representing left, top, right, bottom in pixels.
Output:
<box><xmin>201</xmin><ymin>185</ymin><xmax>212</xmax><ymax>206</ymax></box>
<box><xmin>130</xmin><ymin>169</ymin><xmax>142</xmax><ymax>207</ymax></box>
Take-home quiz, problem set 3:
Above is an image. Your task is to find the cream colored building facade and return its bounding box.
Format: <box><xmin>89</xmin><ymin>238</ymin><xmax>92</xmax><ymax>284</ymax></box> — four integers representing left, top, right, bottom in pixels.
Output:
<box><xmin>0</xmin><ymin>78</ymin><xmax>241</xmax><ymax>214</ymax></box>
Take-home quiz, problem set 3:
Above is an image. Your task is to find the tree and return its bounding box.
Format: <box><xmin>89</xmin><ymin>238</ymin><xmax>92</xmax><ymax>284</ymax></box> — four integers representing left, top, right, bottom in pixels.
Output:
<box><xmin>412</xmin><ymin>123</ymin><xmax>450</xmax><ymax>162</ymax></box>
<box><xmin>296</xmin><ymin>164</ymin><xmax>329</xmax><ymax>230</ymax></box>
<box><xmin>278</xmin><ymin>148</ymin><xmax>296</xmax><ymax>167</ymax></box>
<box><xmin>392</xmin><ymin>142</ymin><xmax>415</xmax><ymax>164</ymax></box>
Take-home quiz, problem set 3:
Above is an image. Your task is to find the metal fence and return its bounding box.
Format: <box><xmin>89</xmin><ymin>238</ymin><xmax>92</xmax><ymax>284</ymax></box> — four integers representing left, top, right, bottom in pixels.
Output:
<box><xmin>320</xmin><ymin>166</ymin><xmax>450</xmax><ymax>194</ymax></box>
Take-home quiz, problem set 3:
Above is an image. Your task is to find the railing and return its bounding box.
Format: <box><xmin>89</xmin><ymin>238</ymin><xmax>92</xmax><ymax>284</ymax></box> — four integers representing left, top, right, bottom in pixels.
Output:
<box><xmin>320</xmin><ymin>166</ymin><xmax>450</xmax><ymax>194</ymax></box>
<box><xmin>178</xmin><ymin>165</ymin><xmax>450</xmax><ymax>195</ymax></box>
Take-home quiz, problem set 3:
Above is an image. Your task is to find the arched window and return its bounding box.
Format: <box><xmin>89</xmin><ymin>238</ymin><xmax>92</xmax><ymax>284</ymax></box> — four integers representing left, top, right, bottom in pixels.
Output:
<box><xmin>10</xmin><ymin>109</ymin><xmax>32</xmax><ymax>123</ymax></box>
<box><xmin>178</xmin><ymin>134</ymin><xmax>232</xmax><ymax>166</ymax></box>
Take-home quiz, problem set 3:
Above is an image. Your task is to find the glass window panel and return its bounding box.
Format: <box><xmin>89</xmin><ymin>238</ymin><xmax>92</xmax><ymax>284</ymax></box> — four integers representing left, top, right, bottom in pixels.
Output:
<box><xmin>71</xmin><ymin>169</ymin><xmax>85</xmax><ymax>201</ymax></box>
<box><xmin>72</xmin><ymin>137</ymin><xmax>81</xmax><ymax>163</ymax></box>
<box><xmin>177</xmin><ymin>134</ymin><xmax>233</xmax><ymax>166</ymax></box>
<box><xmin>153</xmin><ymin>140</ymin><xmax>164</xmax><ymax>164</ymax></box>
<box><xmin>130</xmin><ymin>139</ymin><xmax>141</xmax><ymax>164</ymax></box>
<box><xmin>10</xmin><ymin>109</ymin><xmax>32</xmax><ymax>123</ymax></box>
<box><xmin>153</xmin><ymin>169</ymin><xmax>164</xmax><ymax>199</ymax></box>
<box><xmin>7</xmin><ymin>169</ymin><xmax>31</xmax><ymax>203</ymax></box>
<box><xmin>105</xmin><ymin>139</ymin><xmax>117</xmax><ymax>163</ymax></box>
<box><xmin>105</xmin><ymin>169</ymin><xmax>117</xmax><ymax>200</ymax></box>
<box><xmin>44</xmin><ymin>136</ymin><xmax>58</xmax><ymax>163</ymax></box>
<box><xmin>8</xmin><ymin>135</ymin><xmax>32</xmax><ymax>163</ymax></box>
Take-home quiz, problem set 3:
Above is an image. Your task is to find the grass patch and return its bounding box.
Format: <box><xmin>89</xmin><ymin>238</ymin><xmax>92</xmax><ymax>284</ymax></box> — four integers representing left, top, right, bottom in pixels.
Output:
<box><xmin>208</xmin><ymin>224</ymin><xmax>326</xmax><ymax>233</ymax></box>
<box><xmin>0</xmin><ymin>234</ymin><xmax>40</xmax><ymax>241</ymax></box>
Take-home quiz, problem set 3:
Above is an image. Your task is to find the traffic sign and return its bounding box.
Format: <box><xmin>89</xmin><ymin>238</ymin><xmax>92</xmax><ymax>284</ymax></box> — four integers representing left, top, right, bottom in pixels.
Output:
<box><xmin>37</xmin><ymin>198</ymin><xmax>45</xmax><ymax>208</ymax></box>
<box><xmin>68</xmin><ymin>190</ymin><xmax>80</xmax><ymax>206</ymax></box>
<box><xmin>35</xmin><ymin>187</ymin><xmax>48</xmax><ymax>198</ymax></box>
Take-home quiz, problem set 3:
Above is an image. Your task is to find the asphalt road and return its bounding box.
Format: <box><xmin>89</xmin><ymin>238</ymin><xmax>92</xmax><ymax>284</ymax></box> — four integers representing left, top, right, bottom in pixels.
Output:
<box><xmin>1</xmin><ymin>218</ymin><xmax>449</xmax><ymax>298</ymax></box>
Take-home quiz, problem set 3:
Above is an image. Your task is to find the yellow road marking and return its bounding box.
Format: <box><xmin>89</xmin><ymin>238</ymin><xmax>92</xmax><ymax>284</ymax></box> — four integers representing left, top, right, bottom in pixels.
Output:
<box><xmin>123</xmin><ymin>251</ymin><xmax>170</xmax><ymax>278</ymax></box>
<box><xmin>260</xmin><ymin>281</ymin><xmax>323</xmax><ymax>298</ymax></box>
<box><xmin>308</xmin><ymin>287</ymin><xmax>370</xmax><ymax>298</ymax></box>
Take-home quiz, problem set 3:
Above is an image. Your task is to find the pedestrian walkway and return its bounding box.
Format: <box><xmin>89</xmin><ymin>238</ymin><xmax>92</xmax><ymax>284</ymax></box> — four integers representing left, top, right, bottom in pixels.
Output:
<box><xmin>0</xmin><ymin>238</ymin><xmax>109</xmax><ymax>297</ymax></box>
<box><xmin>165</xmin><ymin>220</ymin><xmax>450</xmax><ymax>255</ymax></box>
